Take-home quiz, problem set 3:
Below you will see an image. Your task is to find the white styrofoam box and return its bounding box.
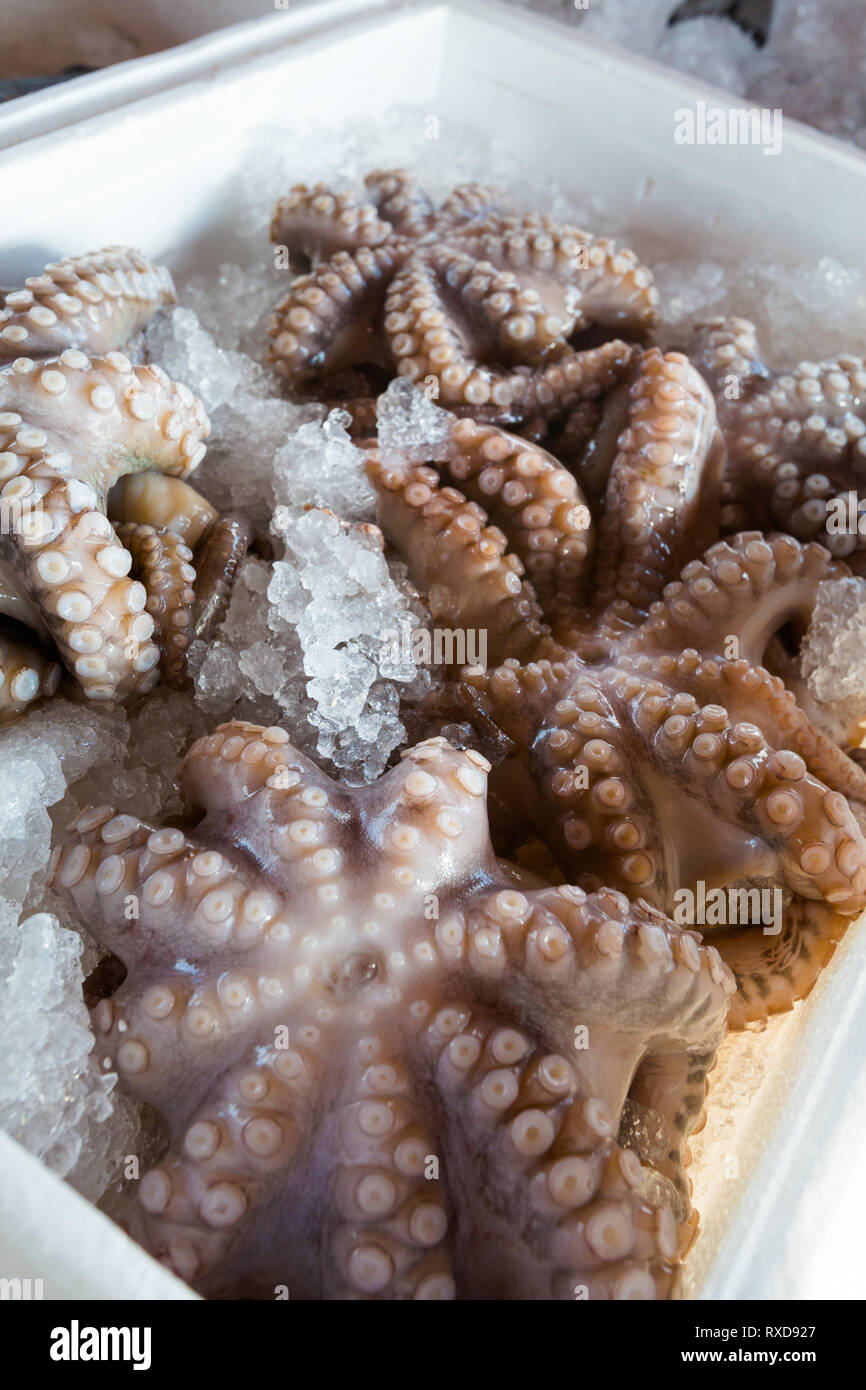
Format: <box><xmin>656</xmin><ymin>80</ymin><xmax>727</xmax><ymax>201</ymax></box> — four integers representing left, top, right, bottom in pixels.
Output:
<box><xmin>0</xmin><ymin>1129</ymin><xmax>198</xmax><ymax>1299</ymax></box>
<box><xmin>0</xmin><ymin>0</ymin><xmax>864</xmax><ymax>1300</ymax></box>
<box><xmin>0</xmin><ymin>0</ymin><xmax>400</xmax><ymax>148</ymax></box>
<box><xmin>1</xmin><ymin>0</ymin><xmax>324</xmax><ymax>76</ymax></box>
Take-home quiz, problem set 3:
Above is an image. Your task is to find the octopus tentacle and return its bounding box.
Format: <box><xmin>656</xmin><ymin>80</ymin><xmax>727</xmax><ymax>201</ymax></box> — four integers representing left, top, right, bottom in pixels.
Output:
<box><xmin>638</xmin><ymin>651</ymin><xmax>866</xmax><ymax>810</ymax></box>
<box><xmin>109</xmin><ymin>473</ymin><xmax>251</xmax><ymax>671</ymax></box>
<box><xmin>0</xmin><ymin>625</ymin><xmax>61</xmax><ymax>721</ymax></box>
<box><xmin>127</xmin><ymin>1033</ymin><xmax>324</xmax><ymax>1293</ymax></box>
<box><xmin>324</xmin><ymin>1057</ymin><xmax>454</xmax><ymax>1299</ymax></box>
<box><xmin>692</xmin><ymin>316</ymin><xmax>866</xmax><ymax>568</ymax></box>
<box><xmin>0</xmin><ymin>247</ymin><xmax>175</xmax><ymax>360</ymax></box>
<box><xmin>436</xmin><ymin>181</ymin><xmax>507</xmax><ymax>228</ymax></box>
<box><xmin>625</xmin><ymin>531</ymin><xmax>842</xmax><ymax>669</ymax></box>
<box><xmin>114</xmin><ymin>523</ymin><xmax>197</xmax><ymax>688</ymax></box>
<box><xmin>715</xmin><ymin>899</ymin><xmax>843</xmax><ymax>1027</ymax></box>
<box><xmin>451</xmin><ymin>215</ymin><xmax>660</xmax><ymax>335</ymax></box>
<box><xmin>364</xmin><ymin>169</ymin><xmax>434</xmax><ymax>239</ymax></box>
<box><xmin>270</xmin><ymin>184</ymin><xmax>393</xmax><ymax>266</ymax></box>
<box><xmin>108</xmin><ymin>472</ymin><xmax>218</xmax><ymax>547</ymax></box>
<box><xmin>427</xmin><ymin>243</ymin><xmax>584</xmax><ymax>364</ymax></box>
<box><xmin>268</xmin><ymin>245</ymin><xmax>402</xmax><ymax>390</ymax></box>
<box><xmin>364</xmin><ymin>444</ymin><xmax>552</xmax><ymax>665</ymax></box>
<box><xmin>0</xmin><ymin>354</ymin><xmax>209</xmax><ymax>701</ymax></box>
<box><xmin>53</xmin><ymin>726</ymin><xmax>732</xmax><ymax>1299</ymax></box>
<box><xmin>590</xmin><ymin>349</ymin><xmax>724</xmax><ymax>639</ymax></box>
<box><xmin>459</xmin><ymin>655</ymin><xmax>578</xmax><ymax>750</ymax></box>
<box><xmin>441</xmin><ymin>417</ymin><xmax>594</xmax><ymax>628</ymax></box>
<box><xmin>384</xmin><ymin>252</ymin><xmax>636</xmax><ymax>420</ymax></box>
<box><xmin>190</xmin><ymin>515</ymin><xmax>252</xmax><ymax>646</ymax></box>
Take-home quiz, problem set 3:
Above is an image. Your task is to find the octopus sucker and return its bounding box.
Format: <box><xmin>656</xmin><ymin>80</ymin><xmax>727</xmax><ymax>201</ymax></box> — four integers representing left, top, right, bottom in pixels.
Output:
<box><xmin>365</xmin><ymin>360</ymin><xmax>866</xmax><ymax>1018</ymax></box>
<box><xmin>52</xmin><ymin>721</ymin><xmax>732</xmax><ymax>1299</ymax></box>
<box><xmin>691</xmin><ymin>315</ymin><xmax>866</xmax><ymax>570</ymax></box>
<box><xmin>0</xmin><ymin>623</ymin><xmax>61</xmax><ymax>722</ymax></box>
<box><xmin>268</xmin><ymin>169</ymin><xmax>656</xmax><ymax>428</ymax></box>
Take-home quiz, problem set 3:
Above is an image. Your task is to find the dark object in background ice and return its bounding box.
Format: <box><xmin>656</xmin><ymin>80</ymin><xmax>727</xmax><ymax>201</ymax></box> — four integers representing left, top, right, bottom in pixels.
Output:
<box><xmin>668</xmin><ymin>0</ymin><xmax>772</xmax><ymax>47</ymax></box>
<box><xmin>0</xmin><ymin>65</ymin><xmax>94</xmax><ymax>105</ymax></box>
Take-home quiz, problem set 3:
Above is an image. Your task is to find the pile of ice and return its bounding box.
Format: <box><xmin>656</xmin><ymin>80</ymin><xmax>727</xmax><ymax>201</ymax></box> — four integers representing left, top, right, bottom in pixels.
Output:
<box><xmin>508</xmin><ymin>0</ymin><xmax>866</xmax><ymax>150</ymax></box>
<box><xmin>801</xmin><ymin>578</ymin><xmax>866</xmax><ymax>748</ymax></box>
<box><xmin>0</xmin><ymin>688</ymin><xmax>212</xmax><ymax>1198</ymax></box>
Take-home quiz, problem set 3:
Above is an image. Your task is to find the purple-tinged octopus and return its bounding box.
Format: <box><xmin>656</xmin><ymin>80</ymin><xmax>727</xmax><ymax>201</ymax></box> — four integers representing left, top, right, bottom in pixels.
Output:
<box><xmin>268</xmin><ymin>170</ymin><xmax>658</xmax><ymax>427</ymax></box>
<box><xmin>691</xmin><ymin>316</ymin><xmax>866</xmax><ymax>572</ymax></box>
<box><xmin>364</xmin><ymin>349</ymin><xmax>866</xmax><ymax>1024</ymax></box>
<box><xmin>0</xmin><ymin>247</ymin><xmax>248</xmax><ymax>716</ymax></box>
<box><xmin>52</xmin><ymin>721</ymin><xmax>733</xmax><ymax>1300</ymax></box>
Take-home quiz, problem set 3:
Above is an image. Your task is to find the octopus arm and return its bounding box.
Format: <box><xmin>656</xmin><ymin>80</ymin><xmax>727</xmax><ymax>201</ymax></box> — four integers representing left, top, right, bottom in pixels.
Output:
<box><xmin>452</xmin><ymin>216</ymin><xmax>660</xmax><ymax>336</ymax></box>
<box><xmin>715</xmin><ymin>899</ymin><xmax>844</xmax><ymax>1027</ymax></box>
<box><xmin>626</xmin><ymin>531</ymin><xmax>844</xmax><ymax>670</ymax></box>
<box><xmin>268</xmin><ymin>245</ymin><xmax>401</xmax><ymax>389</ymax></box>
<box><xmin>590</xmin><ymin>349</ymin><xmax>724</xmax><ymax>638</ymax></box>
<box><xmin>0</xmin><ymin>356</ymin><xmax>209</xmax><ymax>701</ymax></box>
<box><xmin>365</xmin><ymin>443</ymin><xmax>551</xmax><ymax>665</ymax></box>
<box><xmin>0</xmin><ymin>247</ymin><xmax>175</xmax><ymax>360</ymax></box>
<box><xmin>692</xmin><ymin>316</ymin><xmax>866</xmax><ymax>570</ymax></box>
<box><xmin>384</xmin><ymin>252</ymin><xmax>635</xmax><ymax>420</ymax></box>
<box><xmin>441</xmin><ymin>416</ymin><xmax>594</xmax><ymax>628</ymax></box>
<box><xmin>270</xmin><ymin>183</ymin><xmax>392</xmax><ymax>265</ymax></box>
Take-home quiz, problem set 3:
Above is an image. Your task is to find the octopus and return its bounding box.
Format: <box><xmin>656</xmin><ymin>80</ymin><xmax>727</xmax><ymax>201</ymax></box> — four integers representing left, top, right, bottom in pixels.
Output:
<box><xmin>363</xmin><ymin>348</ymin><xmax>866</xmax><ymax>1023</ymax></box>
<box><xmin>691</xmin><ymin>316</ymin><xmax>866</xmax><ymax>573</ymax></box>
<box><xmin>0</xmin><ymin>248</ymin><xmax>248</xmax><ymax>717</ymax></box>
<box><xmin>267</xmin><ymin>169</ymin><xmax>658</xmax><ymax>428</ymax></box>
<box><xmin>51</xmin><ymin>720</ymin><xmax>734</xmax><ymax>1300</ymax></box>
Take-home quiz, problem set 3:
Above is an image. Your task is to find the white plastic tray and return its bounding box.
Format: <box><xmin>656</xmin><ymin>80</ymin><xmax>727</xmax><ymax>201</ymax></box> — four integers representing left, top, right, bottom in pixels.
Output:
<box><xmin>0</xmin><ymin>0</ymin><xmax>864</xmax><ymax>1301</ymax></box>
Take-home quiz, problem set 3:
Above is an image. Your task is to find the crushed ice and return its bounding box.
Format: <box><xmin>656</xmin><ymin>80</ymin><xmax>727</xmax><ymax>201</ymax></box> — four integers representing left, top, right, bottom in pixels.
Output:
<box><xmin>512</xmin><ymin>0</ymin><xmax>866</xmax><ymax>151</ymax></box>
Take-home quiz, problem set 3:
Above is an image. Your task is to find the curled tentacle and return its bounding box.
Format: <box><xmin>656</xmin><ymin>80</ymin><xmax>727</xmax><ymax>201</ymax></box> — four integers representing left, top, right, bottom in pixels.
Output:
<box><xmin>439</xmin><ymin>417</ymin><xmax>594</xmax><ymax>631</ymax></box>
<box><xmin>451</xmin><ymin>213</ymin><xmax>660</xmax><ymax>335</ymax></box>
<box><xmin>364</xmin><ymin>444</ymin><xmax>554</xmax><ymax>666</ymax></box>
<box><xmin>0</xmin><ymin>247</ymin><xmax>175</xmax><ymax>360</ymax></box>
<box><xmin>268</xmin><ymin>245</ymin><xmax>402</xmax><ymax>391</ymax></box>
<box><xmin>109</xmin><ymin>473</ymin><xmax>251</xmax><ymax>679</ymax></box>
<box><xmin>0</xmin><ymin>354</ymin><xmax>209</xmax><ymax>701</ymax></box>
<box><xmin>589</xmin><ymin>349</ymin><xmax>724</xmax><ymax>642</ymax></box>
<box><xmin>622</xmin><ymin>531</ymin><xmax>844</xmax><ymax>669</ymax></box>
<box><xmin>385</xmin><ymin>252</ymin><xmax>636</xmax><ymax>422</ymax></box>
<box><xmin>270</xmin><ymin>183</ymin><xmax>393</xmax><ymax>267</ymax></box>
<box><xmin>113</xmin><ymin>523</ymin><xmax>197</xmax><ymax>688</ymax></box>
<box><xmin>692</xmin><ymin>315</ymin><xmax>866</xmax><ymax>570</ymax></box>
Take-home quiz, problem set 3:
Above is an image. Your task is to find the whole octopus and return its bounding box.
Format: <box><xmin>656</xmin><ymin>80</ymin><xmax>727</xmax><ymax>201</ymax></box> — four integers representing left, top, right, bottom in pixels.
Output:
<box><xmin>0</xmin><ymin>247</ymin><xmax>249</xmax><ymax>719</ymax></box>
<box><xmin>41</xmin><ymin>170</ymin><xmax>866</xmax><ymax>1299</ymax></box>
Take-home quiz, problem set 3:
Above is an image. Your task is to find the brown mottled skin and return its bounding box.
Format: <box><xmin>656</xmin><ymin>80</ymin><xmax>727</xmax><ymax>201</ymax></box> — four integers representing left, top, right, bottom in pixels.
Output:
<box><xmin>52</xmin><ymin>725</ymin><xmax>732</xmax><ymax>1299</ymax></box>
